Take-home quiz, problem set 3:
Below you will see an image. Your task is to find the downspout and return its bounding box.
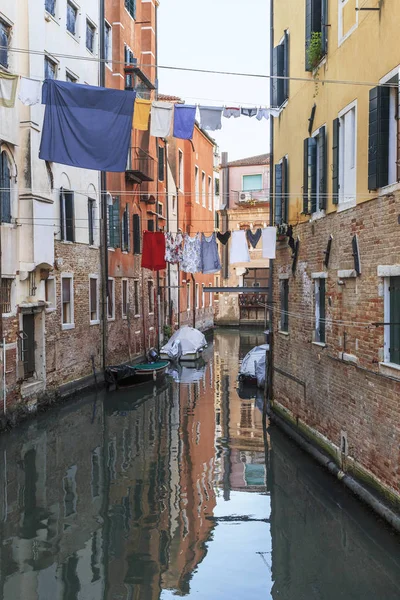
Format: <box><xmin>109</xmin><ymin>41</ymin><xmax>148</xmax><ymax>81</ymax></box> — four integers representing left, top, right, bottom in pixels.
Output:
<box><xmin>99</xmin><ymin>0</ymin><xmax>108</xmax><ymax>371</ymax></box>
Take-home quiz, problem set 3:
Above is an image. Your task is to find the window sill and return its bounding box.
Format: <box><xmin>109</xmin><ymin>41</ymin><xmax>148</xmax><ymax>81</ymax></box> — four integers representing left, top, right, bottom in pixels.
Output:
<box><xmin>89</xmin><ymin>245</ymin><xmax>98</xmax><ymax>250</ymax></box>
<box><xmin>90</xmin><ymin>319</ymin><xmax>100</xmax><ymax>326</ymax></box>
<box><xmin>278</xmin><ymin>330</ymin><xmax>289</xmax><ymax>336</ymax></box>
<box><xmin>45</xmin><ymin>307</ymin><xmax>56</xmax><ymax>314</ymax></box>
<box><xmin>379</xmin><ymin>361</ymin><xmax>400</xmax><ymax>379</ymax></box>
<box><xmin>107</xmin><ymin>317</ymin><xmax>115</xmax><ymax>322</ymax></box>
<box><xmin>122</xmin><ymin>315</ymin><xmax>127</xmax><ymax>320</ymax></box>
<box><xmin>106</xmin><ymin>63</ymin><xmax>113</xmax><ymax>72</ymax></box>
<box><xmin>62</xmin><ymin>323</ymin><xmax>75</xmax><ymax>331</ymax></box>
<box><xmin>336</xmin><ymin>198</ymin><xmax>356</xmax><ymax>213</ymax></box>
<box><xmin>134</xmin><ymin>314</ymin><xmax>140</xmax><ymax>318</ymax></box>
<box><xmin>312</xmin><ymin>341</ymin><xmax>327</xmax><ymax>348</ymax></box>
<box><xmin>108</xmin><ymin>247</ymin><xmax>115</xmax><ymax>252</ymax></box>
<box><xmin>66</xmin><ymin>30</ymin><xmax>79</xmax><ymax>44</ymax></box>
<box><xmin>310</xmin><ymin>209</ymin><xmax>326</xmax><ymax>222</ymax></box>
<box><xmin>378</xmin><ymin>181</ymin><xmax>400</xmax><ymax>197</ymax></box>
<box><xmin>124</xmin><ymin>6</ymin><xmax>136</xmax><ymax>21</ymax></box>
<box><xmin>2</xmin><ymin>311</ymin><xmax>17</xmax><ymax>318</ymax></box>
<box><xmin>338</xmin><ymin>352</ymin><xmax>358</xmax><ymax>365</ymax></box>
<box><xmin>149</xmin><ymin>312</ymin><xmax>154</xmax><ymax>316</ymax></box>
<box><xmin>44</xmin><ymin>10</ymin><xmax>59</xmax><ymax>25</ymax></box>
<box><xmin>61</xmin><ymin>240</ymin><xmax>74</xmax><ymax>245</ymax></box>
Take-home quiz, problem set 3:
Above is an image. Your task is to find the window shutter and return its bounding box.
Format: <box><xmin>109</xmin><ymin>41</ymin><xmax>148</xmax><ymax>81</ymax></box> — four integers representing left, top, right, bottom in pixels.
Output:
<box><xmin>368</xmin><ymin>86</ymin><xmax>390</xmax><ymax>190</ymax></box>
<box><xmin>282</xmin><ymin>156</ymin><xmax>289</xmax><ymax>223</ymax></box>
<box><xmin>321</xmin><ymin>0</ymin><xmax>328</xmax><ymax>55</ymax></box>
<box><xmin>112</xmin><ymin>196</ymin><xmax>120</xmax><ymax>248</ymax></box>
<box><xmin>303</xmin><ymin>138</ymin><xmax>310</xmax><ymax>214</ymax></box>
<box><xmin>121</xmin><ymin>213</ymin><xmax>125</xmax><ymax>250</ymax></box>
<box><xmin>319</xmin><ymin>278</ymin><xmax>326</xmax><ymax>342</ymax></box>
<box><xmin>65</xmin><ymin>192</ymin><xmax>75</xmax><ymax>242</ymax></box>
<box><xmin>108</xmin><ymin>204</ymin><xmax>114</xmax><ymax>247</ymax></box>
<box><xmin>274</xmin><ymin>163</ymin><xmax>283</xmax><ymax>225</ymax></box>
<box><xmin>303</xmin><ymin>138</ymin><xmax>317</xmax><ymax>213</ymax></box>
<box><xmin>318</xmin><ymin>126</ymin><xmax>327</xmax><ymax>209</ymax></box>
<box><xmin>390</xmin><ymin>276</ymin><xmax>400</xmax><ymax>364</ymax></box>
<box><xmin>126</xmin><ymin>204</ymin><xmax>131</xmax><ymax>252</ymax></box>
<box><xmin>305</xmin><ymin>0</ymin><xmax>313</xmax><ymax>71</ymax></box>
<box><xmin>133</xmin><ymin>213</ymin><xmax>141</xmax><ymax>254</ymax></box>
<box><xmin>60</xmin><ymin>189</ymin><xmax>65</xmax><ymax>240</ymax></box>
<box><xmin>332</xmin><ymin>118</ymin><xmax>340</xmax><ymax>204</ymax></box>
<box><xmin>272</xmin><ymin>44</ymin><xmax>284</xmax><ymax>107</ymax></box>
<box><xmin>90</xmin><ymin>278</ymin><xmax>97</xmax><ymax>313</ymax></box>
<box><xmin>158</xmin><ymin>146</ymin><xmax>165</xmax><ymax>181</ymax></box>
<box><xmin>283</xmin><ymin>31</ymin><xmax>289</xmax><ymax>102</ymax></box>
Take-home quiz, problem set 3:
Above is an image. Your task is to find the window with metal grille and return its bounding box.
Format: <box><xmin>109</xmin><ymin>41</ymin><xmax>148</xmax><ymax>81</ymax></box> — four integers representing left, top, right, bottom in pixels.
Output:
<box><xmin>90</xmin><ymin>277</ymin><xmax>98</xmax><ymax>322</ymax></box>
<box><xmin>125</xmin><ymin>0</ymin><xmax>136</xmax><ymax>19</ymax></box>
<box><xmin>0</xmin><ymin>279</ymin><xmax>12</xmax><ymax>314</ymax></box>
<box><xmin>28</xmin><ymin>271</ymin><xmax>37</xmax><ymax>297</ymax></box>
<box><xmin>0</xmin><ymin>151</ymin><xmax>11</xmax><ymax>223</ymax></box>
<box><xmin>280</xmin><ymin>279</ymin><xmax>289</xmax><ymax>332</ymax></box>
<box><xmin>67</xmin><ymin>1</ymin><xmax>77</xmax><ymax>36</ymax></box>
<box><xmin>0</xmin><ymin>20</ymin><xmax>10</xmax><ymax>69</ymax></box>
<box><xmin>86</xmin><ymin>20</ymin><xmax>95</xmax><ymax>53</ymax></box>
<box><xmin>45</xmin><ymin>0</ymin><xmax>56</xmax><ymax>17</ymax></box>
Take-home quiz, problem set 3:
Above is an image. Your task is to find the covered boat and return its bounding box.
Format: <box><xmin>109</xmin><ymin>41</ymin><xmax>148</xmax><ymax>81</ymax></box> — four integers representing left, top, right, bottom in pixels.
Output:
<box><xmin>160</xmin><ymin>326</ymin><xmax>207</xmax><ymax>362</ymax></box>
<box><xmin>238</xmin><ymin>344</ymin><xmax>269</xmax><ymax>386</ymax></box>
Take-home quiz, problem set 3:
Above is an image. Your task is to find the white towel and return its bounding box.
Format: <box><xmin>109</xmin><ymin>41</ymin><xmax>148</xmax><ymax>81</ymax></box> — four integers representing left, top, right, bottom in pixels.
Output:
<box><xmin>150</xmin><ymin>101</ymin><xmax>174</xmax><ymax>137</ymax></box>
<box><xmin>262</xmin><ymin>227</ymin><xmax>277</xmax><ymax>259</ymax></box>
<box><xmin>18</xmin><ymin>77</ymin><xmax>42</xmax><ymax>106</ymax></box>
<box><xmin>229</xmin><ymin>230</ymin><xmax>250</xmax><ymax>264</ymax></box>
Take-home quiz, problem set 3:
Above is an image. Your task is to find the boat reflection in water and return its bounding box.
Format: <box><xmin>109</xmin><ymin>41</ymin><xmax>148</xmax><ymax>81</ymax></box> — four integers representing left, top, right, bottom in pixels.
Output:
<box><xmin>0</xmin><ymin>329</ymin><xmax>398</xmax><ymax>599</ymax></box>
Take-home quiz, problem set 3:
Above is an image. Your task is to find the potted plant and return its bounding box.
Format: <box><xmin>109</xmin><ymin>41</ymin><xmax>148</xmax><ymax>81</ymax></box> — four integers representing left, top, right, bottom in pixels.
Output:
<box><xmin>307</xmin><ymin>31</ymin><xmax>323</xmax><ymax>70</ymax></box>
<box><xmin>276</xmin><ymin>224</ymin><xmax>288</xmax><ymax>242</ymax></box>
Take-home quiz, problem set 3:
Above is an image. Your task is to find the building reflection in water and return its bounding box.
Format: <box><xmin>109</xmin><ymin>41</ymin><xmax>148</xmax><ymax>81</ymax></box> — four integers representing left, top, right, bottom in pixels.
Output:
<box><xmin>0</xmin><ymin>329</ymin><xmax>398</xmax><ymax>600</ymax></box>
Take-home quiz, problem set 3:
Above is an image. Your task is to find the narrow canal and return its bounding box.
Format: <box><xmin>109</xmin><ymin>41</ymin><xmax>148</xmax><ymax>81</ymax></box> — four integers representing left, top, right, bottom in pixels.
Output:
<box><xmin>0</xmin><ymin>329</ymin><xmax>399</xmax><ymax>599</ymax></box>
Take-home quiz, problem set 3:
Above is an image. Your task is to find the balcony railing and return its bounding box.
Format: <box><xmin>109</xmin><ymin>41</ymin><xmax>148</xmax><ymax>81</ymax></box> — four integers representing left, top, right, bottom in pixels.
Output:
<box><xmin>126</xmin><ymin>147</ymin><xmax>155</xmax><ymax>183</ymax></box>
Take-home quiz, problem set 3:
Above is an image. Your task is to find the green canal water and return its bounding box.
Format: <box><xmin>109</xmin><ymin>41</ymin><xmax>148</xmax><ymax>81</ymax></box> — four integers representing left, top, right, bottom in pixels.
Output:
<box><xmin>0</xmin><ymin>329</ymin><xmax>398</xmax><ymax>599</ymax></box>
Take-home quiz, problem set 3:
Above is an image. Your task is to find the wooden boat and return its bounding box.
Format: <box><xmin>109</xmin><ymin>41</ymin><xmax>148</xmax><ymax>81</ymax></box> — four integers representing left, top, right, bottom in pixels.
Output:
<box><xmin>105</xmin><ymin>360</ymin><xmax>169</xmax><ymax>388</ymax></box>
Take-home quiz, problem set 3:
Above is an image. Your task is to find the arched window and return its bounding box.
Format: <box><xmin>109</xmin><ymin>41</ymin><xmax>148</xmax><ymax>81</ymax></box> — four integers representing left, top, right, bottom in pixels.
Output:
<box><xmin>0</xmin><ymin>151</ymin><xmax>11</xmax><ymax>223</ymax></box>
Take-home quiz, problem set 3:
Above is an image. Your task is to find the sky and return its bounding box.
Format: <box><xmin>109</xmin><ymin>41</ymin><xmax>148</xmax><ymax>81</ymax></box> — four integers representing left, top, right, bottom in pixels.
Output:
<box><xmin>157</xmin><ymin>0</ymin><xmax>271</xmax><ymax>161</ymax></box>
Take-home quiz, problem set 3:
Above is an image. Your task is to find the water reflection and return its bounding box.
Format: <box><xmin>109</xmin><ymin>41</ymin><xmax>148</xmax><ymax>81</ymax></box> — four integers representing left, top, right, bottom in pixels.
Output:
<box><xmin>0</xmin><ymin>329</ymin><xmax>398</xmax><ymax>599</ymax></box>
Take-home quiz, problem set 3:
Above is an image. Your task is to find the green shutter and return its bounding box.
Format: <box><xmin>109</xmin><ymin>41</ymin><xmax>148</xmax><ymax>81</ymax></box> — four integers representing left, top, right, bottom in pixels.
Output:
<box><xmin>319</xmin><ymin>278</ymin><xmax>326</xmax><ymax>343</ymax></box>
<box><xmin>305</xmin><ymin>0</ymin><xmax>313</xmax><ymax>71</ymax></box>
<box><xmin>318</xmin><ymin>126</ymin><xmax>327</xmax><ymax>210</ymax></box>
<box><xmin>283</xmin><ymin>31</ymin><xmax>289</xmax><ymax>102</ymax></box>
<box><xmin>332</xmin><ymin>118</ymin><xmax>340</xmax><ymax>204</ymax></box>
<box><xmin>282</xmin><ymin>156</ymin><xmax>289</xmax><ymax>223</ymax></box>
<box><xmin>272</xmin><ymin>44</ymin><xmax>284</xmax><ymax>107</ymax></box>
<box><xmin>108</xmin><ymin>204</ymin><xmax>114</xmax><ymax>247</ymax></box>
<box><xmin>390</xmin><ymin>277</ymin><xmax>400</xmax><ymax>365</ymax></box>
<box><xmin>133</xmin><ymin>213</ymin><xmax>141</xmax><ymax>254</ymax></box>
<box><xmin>303</xmin><ymin>137</ymin><xmax>317</xmax><ymax>214</ymax></box>
<box><xmin>368</xmin><ymin>86</ymin><xmax>390</xmax><ymax>190</ymax></box>
<box><xmin>303</xmin><ymin>138</ymin><xmax>310</xmax><ymax>214</ymax></box>
<box><xmin>112</xmin><ymin>196</ymin><xmax>120</xmax><ymax>248</ymax></box>
<box><xmin>274</xmin><ymin>163</ymin><xmax>283</xmax><ymax>225</ymax></box>
<box><xmin>321</xmin><ymin>0</ymin><xmax>328</xmax><ymax>55</ymax></box>
<box><xmin>60</xmin><ymin>189</ymin><xmax>65</xmax><ymax>240</ymax></box>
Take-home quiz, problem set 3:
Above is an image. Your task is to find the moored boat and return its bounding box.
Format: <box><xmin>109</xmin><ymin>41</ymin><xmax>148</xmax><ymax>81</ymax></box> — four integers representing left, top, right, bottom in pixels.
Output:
<box><xmin>160</xmin><ymin>326</ymin><xmax>207</xmax><ymax>362</ymax></box>
<box><xmin>105</xmin><ymin>360</ymin><xmax>169</xmax><ymax>388</ymax></box>
<box><xmin>238</xmin><ymin>344</ymin><xmax>269</xmax><ymax>387</ymax></box>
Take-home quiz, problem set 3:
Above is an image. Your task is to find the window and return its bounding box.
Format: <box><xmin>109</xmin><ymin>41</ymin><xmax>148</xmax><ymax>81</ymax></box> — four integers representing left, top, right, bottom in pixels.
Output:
<box><xmin>104</xmin><ymin>22</ymin><xmax>112</xmax><ymax>67</ymax></box>
<box><xmin>158</xmin><ymin>146</ymin><xmax>165</xmax><ymax>181</ymax></box>
<box><xmin>60</xmin><ymin>190</ymin><xmax>75</xmax><ymax>242</ymax></box>
<box><xmin>124</xmin><ymin>45</ymin><xmax>135</xmax><ymax>65</ymax></box>
<box><xmin>61</xmin><ymin>275</ymin><xmax>74</xmax><ymax>328</ymax></box>
<box><xmin>202</xmin><ymin>172</ymin><xmax>206</xmax><ymax>207</ymax></box>
<box><xmin>147</xmin><ymin>219</ymin><xmax>154</xmax><ymax>232</ymax></box>
<box><xmin>133</xmin><ymin>213</ymin><xmax>141</xmax><ymax>254</ymax></box>
<box><xmin>384</xmin><ymin>276</ymin><xmax>400</xmax><ymax>365</ymax></box>
<box><xmin>215</xmin><ymin>177</ymin><xmax>220</xmax><ymax>197</ymax></box>
<box><xmin>0</xmin><ymin>278</ymin><xmax>12</xmax><ymax>314</ymax></box>
<box><xmin>0</xmin><ymin>20</ymin><xmax>10</xmax><ymax>69</ymax></box>
<box><xmin>178</xmin><ymin>150</ymin><xmax>184</xmax><ymax>190</ymax></box>
<box><xmin>86</xmin><ymin>20</ymin><xmax>95</xmax><ymax>53</ymax></box>
<box><xmin>202</xmin><ymin>284</ymin><xmax>205</xmax><ymax>308</ymax></box>
<box><xmin>314</xmin><ymin>278</ymin><xmax>326</xmax><ymax>343</ymax></box>
<box><xmin>107</xmin><ymin>278</ymin><xmax>115</xmax><ymax>320</ymax></box>
<box><xmin>305</xmin><ymin>0</ymin><xmax>328</xmax><ymax>71</ymax></box>
<box><xmin>66</xmin><ymin>70</ymin><xmax>77</xmax><ymax>83</ymax></box>
<box><xmin>242</xmin><ymin>174</ymin><xmax>263</xmax><ymax>192</ymax></box>
<box><xmin>186</xmin><ymin>283</ymin><xmax>190</xmax><ymax>310</ymax></box>
<box><xmin>275</xmin><ymin>157</ymin><xmax>288</xmax><ymax>224</ymax></box>
<box><xmin>195</xmin><ymin>283</ymin><xmax>199</xmax><ymax>309</ymax></box>
<box><xmin>368</xmin><ymin>81</ymin><xmax>399</xmax><ymax>190</ymax></box>
<box><xmin>125</xmin><ymin>0</ymin><xmax>136</xmax><ymax>19</ymax></box>
<box><xmin>195</xmin><ymin>166</ymin><xmax>199</xmax><ymax>204</ymax></box>
<box><xmin>45</xmin><ymin>0</ymin><xmax>56</xmax><ymax>17</ymax></box>
<box><xmin>271</xmin><ymin>31</ymin><xmax>289</xmax><ymax>106</ymax></box>
<box><xmin>148</xmin><ymin>280</ymin><xmax>154</xmax><ymax>313</ymax></box>
<box><xmin>88</xmin><ymin>198</ymin><xmax>95</xmax><ymax>245</ymax></box>
<box><xmin>122</xmin><ymin>203</ymin><xmax>130</xmax><ymax>251</ymax></box>
<box><xmin>89</xmin><ymin>276</ymin><xmax>99</xmax><ymax>323</ymax></box>
<box><xmin>157</xmin><ymin>202</ymin><xmax>163</xmax><ymax>217</ymax></box>
<box><xmin>332</xmin><ymin>103</ymin><xmax>356</xmax><ymax>207</ymax></box>
<box><xmin>44</xmin><ymin>56</ymin><xmax>57</xmax><ymax>79</ymax></box>
<box><xmin>66</xmin><ymin>1</ymin><xmax>77</xmax><ymax>36</ymax></box>
<box><xmin>133</xmin><ymin>280</ymin><xmax>140</xmax><ymax>315</ymax></box>
<box><xmin>45</xmin><ymin>277</ymin><xmax>55</xmax><ymax>308</ymax></box>
<box><xmin>209</xmin><ymin>283</ymin><xmax>213</xmax><ymax>306</ymax></box>
<box><xmin>303</xmin><ymin>125</ymin><xmax>327</xmax><ymax>214</ymax></box>
<box><xmin>172</xmin><ymin>195</ymin><xmax>176</xmax><ymax>213</ymax></box>
<box><xmin>208</xmin><ymin>176</ymin><xmax>213</xmax><ymax>211</ymax></box>
<box><xmin>0</xmin><ymin>151</ymin><xmax>11</xmax><ymax>224</ymax></box>
<box><xmin>108</xmin><ymin>196</ymin><xmax>120</xmax><ymax>248</ymax></box>
<box><xmin>122</xmin><ymin>279</ymin><xmax>128</xmax><ymax>317</ymax></box>
<box><xmin>338</xmin><ymin>0</ymin><xmax>357</xmax><ymax>44</ymax></box>
<box><xmin>280</xmin><ymin>279</ymin><xmax>289</xmax><ymax>332</ymax></box>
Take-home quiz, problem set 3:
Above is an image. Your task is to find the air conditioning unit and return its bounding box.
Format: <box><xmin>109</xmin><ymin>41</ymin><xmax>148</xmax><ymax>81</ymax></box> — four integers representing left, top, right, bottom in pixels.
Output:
<box><xmin>240</xmin><ymin>192</ymin><xmax>252</xmax><ymax>202</ymax></box>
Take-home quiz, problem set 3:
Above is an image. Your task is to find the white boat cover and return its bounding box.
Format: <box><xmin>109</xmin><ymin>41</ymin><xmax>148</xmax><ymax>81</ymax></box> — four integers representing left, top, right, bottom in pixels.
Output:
<box><xmin>161</xmin><ymin>326</ymin><xmax>207</xmax><ymax>360</ymax></box>
<box><xmin>256</xmin><ymin>353</ymin><xmax>266</xmax><ymax>388</ymax></box>
<box><xmin>239</xmin><ymin>344</ymin><xmax>269</xmax><ymax>378</ymax></box>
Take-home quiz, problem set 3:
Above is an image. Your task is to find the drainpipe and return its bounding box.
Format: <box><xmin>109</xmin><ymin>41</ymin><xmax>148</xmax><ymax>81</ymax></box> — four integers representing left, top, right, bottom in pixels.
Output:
<box><xmin>99</xmin><ymin>0</ymin><xmax>108</xmax><ymax>371</ymax></box>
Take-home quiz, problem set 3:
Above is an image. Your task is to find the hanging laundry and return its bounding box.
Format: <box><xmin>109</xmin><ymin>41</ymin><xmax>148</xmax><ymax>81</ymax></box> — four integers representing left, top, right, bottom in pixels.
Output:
<box><xmin>199</xmin><ymin>106</ymin><xmax>223</xmax><ymax>131</ymax></box>
<box><xmin>223</xmin><ymin>107</ymin><xmax>240</xmax><ymax>119</ymax></box>
<box><xmin>201</xmin><ymin>232</ymin><xmax>221</xmax><ymax>274</ymax></box>
<box><xmin>40</xmin><ymin>80</ymin><xmax>135</xmax><ymax>172</ymax></box>
<box><xmin>173</xmin><ymin>104</ymin><xmax>196</xmax><ymax>140</ymax></box>
<box><xmin>181</xmin><ymin>233</ymin><xmax>202</xmax><ymax>273</ymax></box>
<box><xmin>246</xmin><ymin>228</ymin><xmax>262</xmax><ymax>249</ymax></box>
<box><xmin>133</xmin><ymin>98</ymin><xmax>152</xmax><ymax>131</ymax></box>
<box><xmin>150</xmin><ymin>101</ymin><xmax>174</xmax><ymax>137</ymax></box>
<box><xmin>241</xmin><ymin>107</ymin><xmax>258</xmax><ymax>118</ymax></box>
<box><xmin>256</xmin><ymin>108</ymin><xmax>270</xmax><ymax>121</ymax></box>
<box><xmin>217</xmin><ymin>231</ymin><xmax>231</xmax><ymax>245</ymax></box>
<box><xmin>142</xmin><ymin>231</ymin><xmax>166</xmax><ymax>271</ymax></box>
<box><xmin>18</xmin><ymin>77</ymin><xmax>41</xmax><ymax>106</ymax></box>
<box><xmin>230</xmin><ymin>230</ymin><xmax>250</xmax><ymax>264</ymax></box>
<box><xmin>0</xmin><ymin>71</ymin><xmax>18</xmax><ymax>108</ymax></box>
<box><xmin>164</xmin><ymin>232</ymin><xmax>183</xmax><ymax>264</ymax></box>
<box><xmin>262</xmin><ymin>227</ymin><xmax>277</xmax><ymax>259</ymax></box>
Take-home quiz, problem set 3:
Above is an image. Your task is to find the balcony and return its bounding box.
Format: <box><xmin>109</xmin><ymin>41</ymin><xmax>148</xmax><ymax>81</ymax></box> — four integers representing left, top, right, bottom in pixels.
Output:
<box><xmin>126</xmin><ymin>147</ymin><xmax>155</xmax><ymax>183</ymax></box>
<box><xmin>235</xmin><ymin>189</ymin><xmax>270</xmax><ymax>205</ymax></box>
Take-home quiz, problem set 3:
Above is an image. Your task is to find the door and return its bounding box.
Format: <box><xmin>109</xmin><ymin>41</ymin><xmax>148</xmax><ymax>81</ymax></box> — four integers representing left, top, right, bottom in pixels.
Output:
<box><xmin>23</xmin><ymin>313</ymin><xmax>35</xmax><ymax>378</ymax></box>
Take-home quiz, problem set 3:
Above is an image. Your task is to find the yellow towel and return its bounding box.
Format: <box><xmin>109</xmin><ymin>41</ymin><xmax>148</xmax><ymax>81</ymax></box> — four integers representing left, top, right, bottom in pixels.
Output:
<box><xmin>0</xmin><ymin>72</ymin><xmax>19</xmax><ymax>108</ymax></box>
<box><xmin>133</xmin><ymin>98</ymin><xmax>152</xmax><ymax>131</ymax></box>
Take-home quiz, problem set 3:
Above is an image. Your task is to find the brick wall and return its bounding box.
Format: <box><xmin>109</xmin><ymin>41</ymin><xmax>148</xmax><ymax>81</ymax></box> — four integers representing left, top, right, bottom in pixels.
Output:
<box><xmin>272</xmin><ymin>192</ymin><xmax>400</xmax><ymax>504</ymax></box>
